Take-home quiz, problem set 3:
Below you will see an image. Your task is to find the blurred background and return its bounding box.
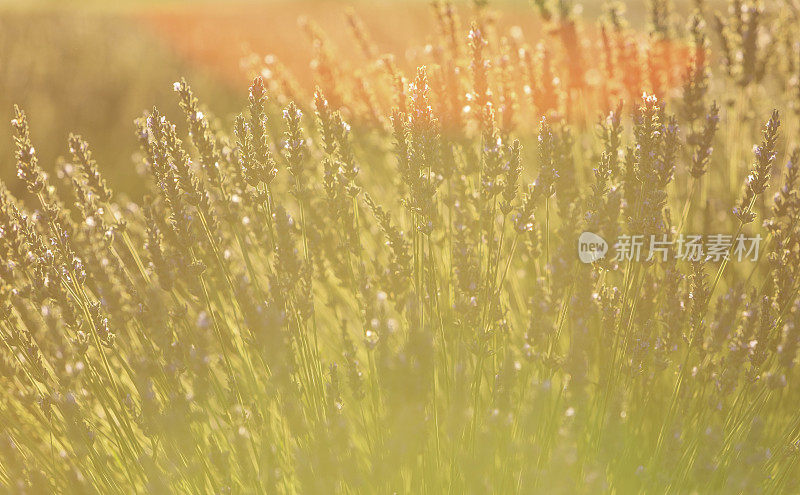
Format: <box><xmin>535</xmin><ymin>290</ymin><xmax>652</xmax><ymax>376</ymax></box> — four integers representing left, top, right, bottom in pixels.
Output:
<box><xmin>0</xmin><ymin>0</ymin><xmax>675</xmax><ymax>197</ymax></box>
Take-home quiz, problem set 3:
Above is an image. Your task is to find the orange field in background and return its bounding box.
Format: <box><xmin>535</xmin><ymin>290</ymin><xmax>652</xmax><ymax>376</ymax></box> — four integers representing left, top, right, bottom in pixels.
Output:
<box><xmin>137</xmin><ymin>3</ymin><xmax>689</xmax><ymax>80</ymax></box>
<box><xmin>136</xmin><ymin>1</ymin><xmax>447</xmax><ymax>88</ymax></box>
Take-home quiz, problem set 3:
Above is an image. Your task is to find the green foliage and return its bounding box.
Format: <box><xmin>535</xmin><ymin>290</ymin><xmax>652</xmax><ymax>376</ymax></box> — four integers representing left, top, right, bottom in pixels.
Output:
<box><xmin>2</xmin><ymin>1</ymin><xmax>800</xmax><ymax>493</ymax></box>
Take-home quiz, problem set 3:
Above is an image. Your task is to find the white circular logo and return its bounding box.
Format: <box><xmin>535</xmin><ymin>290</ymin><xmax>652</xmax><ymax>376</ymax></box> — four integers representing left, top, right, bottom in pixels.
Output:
<box><xmin>578</xmin><ymin>232</ymin><xmax>608</xmax><ymax>263</ymax></box>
